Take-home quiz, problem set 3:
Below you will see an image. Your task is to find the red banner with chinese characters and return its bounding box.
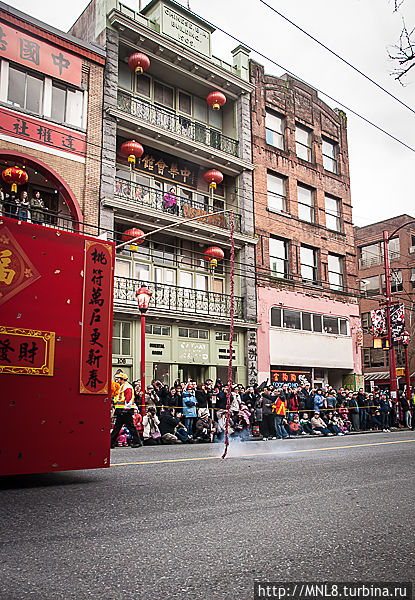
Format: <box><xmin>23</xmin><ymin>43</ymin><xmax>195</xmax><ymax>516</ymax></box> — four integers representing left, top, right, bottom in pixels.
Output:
<box><xmin>0</xmin><ymin>326</ymin><xmax>55</xmax><ymax>375</ymax></box>
<box><xmin>0</xmin><ymin>106</ymin><xmax>86</xmax><ymax>159</ymax></box>
<box><xmin>80</xmin><ymin>240</ymin><xmax>114</xmax><ymax>394</ymax></box>
<box><xmin>0</xmin><ymin>22</ymin><xmax>81</xmax><ymax>87</ymax></box>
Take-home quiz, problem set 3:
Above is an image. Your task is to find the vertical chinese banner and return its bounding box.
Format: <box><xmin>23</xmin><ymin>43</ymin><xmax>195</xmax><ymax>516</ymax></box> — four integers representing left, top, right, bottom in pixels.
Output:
<box><xmin>80</xmin><ymin>241</ymin><xmax>114</xmax><ymax>394</ymax></box>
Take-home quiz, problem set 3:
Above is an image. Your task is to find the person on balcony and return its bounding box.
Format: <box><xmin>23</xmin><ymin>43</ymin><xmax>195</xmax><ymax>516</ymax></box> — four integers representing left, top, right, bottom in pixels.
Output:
<box><xmin>16</xmin><ymin>190</ymin><xmax>30</xmax><ymax>221</ymax></box>
<box><xmin>30</xmin><ymin>191</ymin><xmax>47</xmax><ymax>225</ymax></box>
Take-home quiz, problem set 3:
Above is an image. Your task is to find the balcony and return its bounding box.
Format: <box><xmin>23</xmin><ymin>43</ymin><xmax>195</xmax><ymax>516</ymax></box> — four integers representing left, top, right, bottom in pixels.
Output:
<box><xmin>114</xmin><ymin>276</ymin><xmax>244</xmax><ymax>320</ymax></box>
<box><xmin>117</xmin><ymin>90</ymin><xmax>239</xmax><ymax>158</ymax></box>
<box><xmin>114</xmin><ymin>177</ymin><xmax>242</xmax><ymax>233</ymax></box>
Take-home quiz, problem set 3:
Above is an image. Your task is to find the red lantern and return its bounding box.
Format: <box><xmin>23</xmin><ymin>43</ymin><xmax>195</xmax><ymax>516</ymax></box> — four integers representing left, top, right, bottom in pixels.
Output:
<box><xmin>203</xmin><ymin>169</ymin><xmax>223</xmax><ymax>190</ymax></box>
<box><xmin>122</xmin><ymin>228</ymin><xmax>145</xmax><ymax>252</ymax></box>
<box><xmin>207</xmin><ymin>91</ymin><xmax>226</xmax><ymax>110</ymax></box>
<box><xmin>128</xmin><ymin>52</ymin><xmax>150</xmax><ymax>75</ymax></box>
<box><xmin>204</xmin><ymin>246</ymin><xmax>224</xmax><ymax>269</ymax></box>
<box><xmin>2</xmin><ymin>166</ymin><xmax>28</xmax><ymax>193</ymax></box>
<box><xmin>120</xmin><ymin>140</ymin><xmax>144</xmax><ymax>166</ymax></box>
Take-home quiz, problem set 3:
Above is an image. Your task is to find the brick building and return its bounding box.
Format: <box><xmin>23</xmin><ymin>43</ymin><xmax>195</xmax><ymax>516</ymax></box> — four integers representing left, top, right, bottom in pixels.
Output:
<box><xmin>70</xmin><ymin>0</ymin><xmax>257</xmax><ymax>385</ymax></box>
<box><xmin>250</xmin><ymin>62</ymin><xmax>362</xmax><ymax>389</ymax></box>
<box><xmin>355</xmin><ymin>214</ymin><xmax>415</xmax><ymax>390</ymax></box>
<box><xmin>0</xmin><ymin>2</ymin><xmax>105</xmax><ymax>230</ymax></box>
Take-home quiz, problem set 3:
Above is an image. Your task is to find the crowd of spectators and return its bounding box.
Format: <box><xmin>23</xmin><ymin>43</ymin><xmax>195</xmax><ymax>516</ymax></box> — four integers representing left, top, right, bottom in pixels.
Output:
<box><xmin>111</xmin><ymin>375</ymin><xmax>415</xmax><ymax>447</ymax></box>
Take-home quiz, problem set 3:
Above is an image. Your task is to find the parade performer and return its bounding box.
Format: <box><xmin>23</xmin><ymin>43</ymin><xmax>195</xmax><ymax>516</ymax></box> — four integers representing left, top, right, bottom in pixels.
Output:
<box><xmin>110</xmin><ymin>373</ymin><xmax>142</xmax><ymax>448</ymax></box>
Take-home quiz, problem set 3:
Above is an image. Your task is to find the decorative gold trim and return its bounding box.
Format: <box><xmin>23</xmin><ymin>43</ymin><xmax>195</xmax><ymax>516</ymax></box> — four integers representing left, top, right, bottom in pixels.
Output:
<box><xmin>0</xmin><ymin>326</ymin><xmax>55</xmax><ymax>376</ymax></box>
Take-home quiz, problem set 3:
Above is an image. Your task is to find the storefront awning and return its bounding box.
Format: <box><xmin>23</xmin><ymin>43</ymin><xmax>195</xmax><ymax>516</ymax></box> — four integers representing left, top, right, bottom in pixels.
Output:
<box><xmin>364</xmin><ymin>371</ymin><xmax>390</xmax><ymax>381</ymax></box>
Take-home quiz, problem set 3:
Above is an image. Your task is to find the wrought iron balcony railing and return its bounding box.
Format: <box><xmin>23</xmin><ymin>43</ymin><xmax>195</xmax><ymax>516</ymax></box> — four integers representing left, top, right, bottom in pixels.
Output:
<box><xmin>114</xmin><ymin>276</ymin><xmax>244</xmax><ymax>320</ymax></box>
<box><xmin>114</xmin><ymin>177</ymin><xmax>242</xmax><ymax>232</ymax></box>
<box><xmin>117</xmin><ymin>90</ymin><xmax>239</xmax><ymax>158</ymax></box>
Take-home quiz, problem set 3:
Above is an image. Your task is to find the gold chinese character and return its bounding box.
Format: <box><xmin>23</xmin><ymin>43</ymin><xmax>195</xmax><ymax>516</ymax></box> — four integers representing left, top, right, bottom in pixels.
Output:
<box><xmin>155</xmin><ymin>158</ymin><xmax>168</xmax><ymax>176</ymax></box>
<box><xmin>142</xmin><ymin>155</ymin><xmax>155</xmax><ymax>170</ymax></box>
<box><xmin>169</xmin><ymin>162</ymin><xmax>179</xmax><ymax>179</ymax></box>
<box><xmin>180</xmin><ymin>168</ymin><xmax>191</xmax><ymax>183</ymax></box>
<box><xmin>0</xmin><ymin>250</ymin><xmax>16</xmax><ymax>285</ymax></box>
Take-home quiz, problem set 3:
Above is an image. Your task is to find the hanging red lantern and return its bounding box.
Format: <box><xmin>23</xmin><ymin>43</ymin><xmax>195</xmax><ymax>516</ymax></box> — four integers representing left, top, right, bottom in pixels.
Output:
<box><xmin>207</xmin><ymin>91</ymin><xmax>226</xmax><ymax>110</ymax></box>
<box><xmin>120</xmin><ymin>140</ymin><xmax>144</xmax><ymax>166</ymax></box>
<box><xmin>203</xmin><ymin>169</ymin><xmax>223</xmax><ymax>190</ymax></box>
<box><xmin>204</xmin><ymin>246</ymin><xmax>224</xmax><ymax>269</ymax></box>
<box><xmin>128</xmin><ymin>52</ymin><xmax>150</xmax><ymax>74</ymax></box>
<box><xmin>2</xmin><ymin>166</ymin><xmax>28</xmax><ymax>193</ymax></box>
<box><xmin>122</xmin><ymin>228</ymin><xmax>145</xmax><ymax>252</ymax></box>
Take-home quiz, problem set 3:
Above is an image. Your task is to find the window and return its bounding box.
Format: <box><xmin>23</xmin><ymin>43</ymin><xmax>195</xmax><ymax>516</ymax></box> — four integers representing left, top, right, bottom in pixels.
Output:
<box><xmin>313</xmin><ymin>314</ymin><xmax>322</xmax><ymax>332</ymax></box>
<box><xmin>302</xmin><ymin>312</ymin><xmax>312</xmax><ymax>331</ymax></box>
<box><xmin>51</xmin><ymin>83</ymin><xmax>83</xmax><ymax>127</ymax></box>
<box><xmin>178</xmin><ymin>328</ymin><xmax>209</xmax><ymax>339</ymax></box>
<box><xmin>115</xmin><ymin>258</ymin><xmax>131</xmax><ymax>278</ymax></box>
<box><xmin>388</xmin><ymin>237</ymin><xmax>400</xmax><ymax>261</ymax></box>
<box><xmin>269</xmin><ymin>237</ymin><xmax>289</xmax><ymax>278</ymax></box>
<box><xmin>265</xmin><ymin>111</ymin><xmax>285</xmax><ymax>149</ymax></box>
<box><xmin>363</xmin><ymin>348</ymin><xmax>385</xmax><ymax>368</ymax></box>
<box><xmin>194</xmin><ymin>96</ymin><xmax>207</xmax><ymax>122</ymax></box>
<box><xmin>297</xmin><ymin>185</ymin><xmax>314</xmax><ymax>223</ymax></box>
<box><xmin>295</xmin><ymin>125</ymin><xmax>312</xmax><ymax>161</ymax></box>
<box><xmin>323</xmin><ymin>316</ymin><xmax>339</xmax><ymax>335</ymax></box>
<box><xmin>283</xmin><ymin>309</ymin><xmax>301</xmax><ymax>329</ymax></box>
<box><xmin>8</xmin><ymin>66</ymin><xmax>43</xmax><ymax>115</ymax></box>
<box><xmin>271</xmin><ymin>308</ymin><xmax>349</xmax><ymax>335</ymax></box>
<box><xmin>359</xmin><ymin>243</ymin><xmax>381</xmax><ymax>268</ymax></box>
<box><xmin>267</xmin><ymin>173</ymin><xmax>287</xmax><ymax>213</ymax></box>
<box><xmin>215</xmin><ymin>332</ymin><xmax>238</xmax><ymax>341</ymax></box>
<box><xmin>360</xmin><ymin>275</ymin><xmax>380</xmax><ymax>297</ymax></box>
<box><xmin>270</xmin><ymin>307</ymin><xmax>281</xmax><ymax>327</ymax></box>
<box><xmin>322</xmin><ymin>138</ymin><xmax>337</xmax><ymax>173</ymax></box>
<box><xmin>113</xmin><ymin>320</ymin><xmax>131</xmax><ymax>355</ymax></box>
<box><xmin>154</xmin><ymin>82</ymin><xmax>174</xmax><ymax>108</ymax></box>
<box><xmin>381</xmin><ymin>270</ymin><xmax>403</xmax><ymax>293</ymax></box>
<box><xmin>136</xmin><ymin>74</ymin><xmax>151</xmax><ymax>97</ymax></box>
<box><xmin>118</xmin><ymin>61</ymin><xmax>132</xmax><ymax>90</ymax></box>
<box><xmin>328</xmin><ymin>254</ymin><xmax>344</xmax><ymax>290</ymax></box>
<box><xmin>178</xmin><ymin>91</ymin><xmax>191</xmax><ymax>115</ymax></box>
<box><xmin>361</xmin><ymin>312</ymin><xmax>372</xmax><ymax>329</ymax></box>
<box><xmin>325</xmin><ymin>195</ymin><xmax>341</xmax><ymax>232</ymax></box>
<box><xmin>145</xmin><ymin>324</ymin><xmax>171</xmax><ymax>336</ymax></box>
<box><xmin>300</xmin><ymin>245</ymin><xmax>318</xmax><ymax>283</ymax></box>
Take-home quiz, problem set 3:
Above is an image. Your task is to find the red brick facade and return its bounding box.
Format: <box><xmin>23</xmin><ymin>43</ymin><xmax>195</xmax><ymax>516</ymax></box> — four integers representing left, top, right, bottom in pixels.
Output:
<box><xmin>251</xmin><ymin>62</ymin><xmax>357</xmax><ymax>298</ymax></box>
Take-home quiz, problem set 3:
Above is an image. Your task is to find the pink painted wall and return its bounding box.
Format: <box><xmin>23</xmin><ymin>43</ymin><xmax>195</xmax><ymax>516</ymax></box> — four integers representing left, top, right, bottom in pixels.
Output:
<box><xmin>257</xmin><ymin>287</ymin><xmax>362</xmax><ymax>375</ymax></box>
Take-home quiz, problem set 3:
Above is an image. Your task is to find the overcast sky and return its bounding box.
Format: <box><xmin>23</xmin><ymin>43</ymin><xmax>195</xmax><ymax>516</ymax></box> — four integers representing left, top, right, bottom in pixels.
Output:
<box><xmin>9</xmin><ymin>0</ymin><xmax>415</xmax><ymax>227</ymax></box>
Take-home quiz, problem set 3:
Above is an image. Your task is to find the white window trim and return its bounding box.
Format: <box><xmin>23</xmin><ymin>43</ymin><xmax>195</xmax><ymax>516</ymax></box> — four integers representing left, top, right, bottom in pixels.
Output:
<box><xmin>0</xmin><ymin>59</ymin><xmax>9</xmax><ymax>102</ymax></box>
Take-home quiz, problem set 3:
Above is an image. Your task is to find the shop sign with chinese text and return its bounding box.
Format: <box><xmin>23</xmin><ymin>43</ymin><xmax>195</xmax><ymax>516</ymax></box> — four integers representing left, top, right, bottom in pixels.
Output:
<box><xmin>0</xmin><ymin>107</ymin><xmax>86</xmax><ymax>159</ymax></box>
<box><xmin>271</xmin><ymin>367</ymin><xmax>311</xmax><ymax>388</ymax></box>
<box><xmin>0</xmin><ymin>326</ymin><xmax>55</xmax><ymax>375</ymax></box>
<box><xmin>0</xmin><ymin>22</ymin><xmax>82</xmax><ymax>86</ymax></box>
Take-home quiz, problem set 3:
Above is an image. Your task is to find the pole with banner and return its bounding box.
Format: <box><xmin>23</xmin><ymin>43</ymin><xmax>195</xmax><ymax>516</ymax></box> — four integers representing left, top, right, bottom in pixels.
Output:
<box><xmin>383</xmin><ymin>230</ymin><xmax>398</xmax><ymax>399</ymax></box>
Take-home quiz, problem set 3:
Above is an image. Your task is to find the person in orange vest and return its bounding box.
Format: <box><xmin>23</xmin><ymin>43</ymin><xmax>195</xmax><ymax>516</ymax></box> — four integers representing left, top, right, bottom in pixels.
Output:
<box><xmin>110</xmin><ymin>373</ymin><xmax>142</xmax><ymax>448</ymax></box>
<box><xmin>272</xmin><ymin>389</ymin><xmax>289</xmax><ymax>439</ymax></box>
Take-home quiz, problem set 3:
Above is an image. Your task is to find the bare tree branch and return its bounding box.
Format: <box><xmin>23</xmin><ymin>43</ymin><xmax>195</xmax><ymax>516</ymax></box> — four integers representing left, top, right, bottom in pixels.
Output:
<box><xmin>388</xmin><ymin>18</ymin><xmax>415</xmax><ymax>83</ymax></box>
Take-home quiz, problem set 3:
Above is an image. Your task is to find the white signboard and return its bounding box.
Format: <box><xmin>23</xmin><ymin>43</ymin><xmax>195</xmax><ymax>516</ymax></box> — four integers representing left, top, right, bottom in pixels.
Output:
<box><xmin>162</xmin><ymin>6</ymin><xmax>210</xmax><ymax>56</ymax></box>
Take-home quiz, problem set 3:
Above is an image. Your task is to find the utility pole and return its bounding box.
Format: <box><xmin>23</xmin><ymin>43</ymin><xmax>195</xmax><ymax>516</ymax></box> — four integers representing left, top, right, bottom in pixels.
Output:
<box><xmin>383</xmin><ymin>229</ymin><xmax>398</xmax><ymax>399</ymax></box>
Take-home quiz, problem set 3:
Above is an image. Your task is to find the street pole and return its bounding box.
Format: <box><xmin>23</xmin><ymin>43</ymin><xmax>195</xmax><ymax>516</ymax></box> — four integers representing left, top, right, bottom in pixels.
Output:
<box><xmin>140</xmin><ymin>312</ymin><xmax>146</xmax><ymax>417</ymax></box>
<box><xmin>404</xmin><ymin>343</ymin><xmax>411</xmax><ymax>402</ymax></box>
<box><xmin>136</xmin><ymin>286</ymin><xmax>152</xmax><ymax>417</ymax></box>
<box><xmin>383</xmin><ymin>229</ymin><xmax>398</xmax><ymax>400</ymax></box>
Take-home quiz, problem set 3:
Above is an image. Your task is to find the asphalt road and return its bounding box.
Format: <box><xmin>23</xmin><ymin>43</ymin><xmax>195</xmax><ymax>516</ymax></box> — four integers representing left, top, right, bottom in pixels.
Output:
<box><xmin>1</xmin><ymin>431</ymin><xmax>414</xmax><ymax>600</ymax></box>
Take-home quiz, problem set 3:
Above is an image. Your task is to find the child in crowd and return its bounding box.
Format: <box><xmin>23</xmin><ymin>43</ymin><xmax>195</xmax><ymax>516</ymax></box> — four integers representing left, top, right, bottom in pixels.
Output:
<box><xmin>289</xmin><ymin>414</ymin><xmax>306</xmax><ymax>436</ymax></box>
<box><xmin>299</xmin><ymin>413</ymin><xmax>313</xmax><ymax>435</ymax></box>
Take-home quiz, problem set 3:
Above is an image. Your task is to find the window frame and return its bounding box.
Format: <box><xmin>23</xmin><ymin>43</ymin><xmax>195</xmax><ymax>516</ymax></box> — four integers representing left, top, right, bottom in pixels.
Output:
<box><xmin>327</xmin><ymin>253</ymin><xmax>344</xmax><ymax>291</ymax></box>
<box><xmin>300</xmin><ymin>245</ymin><xmax>318</xmax><ymax>284</ymax></box>
<box><xmin>295</xmin><ymin>124</ymin><xmax>312</xmax><ymax>162</ymax></box>
<box><xmin>265</xmin><ymin>110</ymin><xmax>285</xmax><ymax>150</ymax></box>
<box><xmin>325</xmin><ymin>194</ymin><xmax>341</xmax><ymax>232</ymax></box>
<box><xmin>269</xmin><ymin>237</ymin><xmax>289</xmax><ymax>279</ymax></box>
<box><xmin>297</xmin><ymin>184</ymin><xmax>315</xmax><ymax>223</ymax></box>
<box><xmin>267</xmin><ymin>172</ymin><xmax>287</xmax><ymax>213</ymax></box>
<box><xmin>322</xmin><ymin>137</ymin><xmax>338</xmax><ymax>173</ymax></box>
